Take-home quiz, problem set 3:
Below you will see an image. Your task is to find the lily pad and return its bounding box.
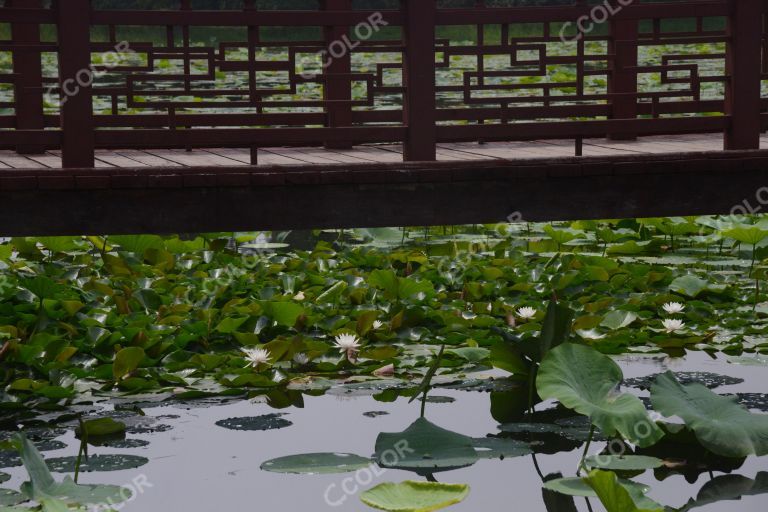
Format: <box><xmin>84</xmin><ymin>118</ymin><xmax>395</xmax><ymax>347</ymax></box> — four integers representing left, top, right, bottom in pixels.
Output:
<box><xmin>215</xmin><ymin>414</ymin><xmax>292</xmax><ymax>431</ymax></box>
<box><xmin>536</xmin><ymin>343</ymin><xmax>664</xmax><ymax>447</ymax></box>
<box><xmin>584</xmin><ymin>455</ymin><xmax>664</xmax><ymax>471</ymax></box>
<box><xmin>360</xmin><ymin>481</ymin><xmax>470</xmax><ymax>512</ymax></box>
<box><xmin>651</xmin><ymin>372</ymin><xmax>768</xmax><ymax>457</ymax></box>
<box><xmin>46</xmin><ymin>454</ymin><xmax>149</xmax><ymax>473</ymax></box>
<box><xmin>260</xmin><ymin>453</ymin><xmax>371</xmax><ymax>475</ymax></box>
<box><xmin>0</xmin><ymin>489</ymin><xmax>25</xmax><ymax>506</ymax></box>
<box><xmin>374</xmin><ymin>419</ymin><xmax>479</xmax><ymax>473</ymax></box>
<box><xmin>0</xmin><ymin>473</ymin><xmax>8</xmax><ymax>484</ymax></box>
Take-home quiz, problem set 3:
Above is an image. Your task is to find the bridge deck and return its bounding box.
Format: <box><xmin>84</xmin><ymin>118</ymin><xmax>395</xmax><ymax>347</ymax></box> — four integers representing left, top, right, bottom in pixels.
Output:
<box><xmin>1</xmin><ymin>133</ymin><xmax>766</xmax><ymax>169</ymax></box>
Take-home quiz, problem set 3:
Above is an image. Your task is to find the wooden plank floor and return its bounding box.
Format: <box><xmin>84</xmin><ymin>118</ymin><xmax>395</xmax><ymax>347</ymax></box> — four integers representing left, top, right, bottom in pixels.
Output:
<box><xmin>1</xmin><ymin>133</ymin><xmax>763</xmax><ymax>169</ymax></box>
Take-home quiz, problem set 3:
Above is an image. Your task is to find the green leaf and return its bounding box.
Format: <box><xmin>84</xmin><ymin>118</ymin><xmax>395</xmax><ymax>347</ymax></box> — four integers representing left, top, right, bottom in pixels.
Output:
<box><xmin>539</xmin><ymin>301</ymin><xmax>574</xmax><ymax>360</ymax></box>
<box><xmin>582</xmin><ymin>470</ymin><xmax>663</xmax><ymax>512</ymax></box>
<box><xmin>112</xmin><ymin>347</ymin><xmax>145</xmax><ymax>381</ymax></box>
<box><xmin>584</xmin><ymin>455</ymin><xmax>664</xmax><ymax>471</ymax></box>
<box><xmin>650</xmin><ymin>371</ymin><xmax>768</xmax><ymax>457</ymax></box>
<box><xmin>536</xmin><ymin>344</ymin><xmax>664</xmax><ymax>447</ymax></box>
<box><xmin>261</xmin><ymin>302</ymin><xmax>304</xmax><ymax>327</ymax></box>
<box><xmin>13</xmin><ymin>434</ymin><xmax>127</xmax><ymax>506</ymax></box>
<box><xmin>489</xmin><ymin>342</ymin><xmax>530</xmax><ymax>375</ymax></box>
<box><xmin>374</xmin><ymin>418</ymin><xmax>479</xmax><ymax>473</ymax></box>
<box><xmin>260</xmin><ymin>453</ymin><xmax>371</xmax><ymax>474</ymax></box>
<box><xmin>360</xmin><ymin>481</ymin><xmax>470</xmax><ymax>512</ymax></box>
<box><xmin>110</xmin><ymin>235</ymin><xmax>164</xmax><ymax>254</ymax></box>
<box><xmin>75</xmin><ymin>418</ymin><xmax>126</xmax><ymax>439</ymax></box>
<box><xmin>669</xmin><ymin>276</ymin><xmax>709</xmax><ymax>298</ymax></box>
<box><xmin>722</xmin><ymin>225</ymin><xmax>768</xmax><ymax>245</ymax></box>
<box><xmin>600</xmin><ymin>311</ymin><xmax>638</xmax><ymax>331</ymax></box>
<box><xmin>445</xmin><ymin>347</ymin><xmax>490</xmax><ymax>363</ymax></box>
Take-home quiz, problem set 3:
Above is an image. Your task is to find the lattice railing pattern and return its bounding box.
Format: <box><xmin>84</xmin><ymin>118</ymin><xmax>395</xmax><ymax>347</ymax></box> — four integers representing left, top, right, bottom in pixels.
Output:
<box><xmin>0</xmin><ymin>0</ymin><xmax>765</xmax><ymax>166</ymax></box>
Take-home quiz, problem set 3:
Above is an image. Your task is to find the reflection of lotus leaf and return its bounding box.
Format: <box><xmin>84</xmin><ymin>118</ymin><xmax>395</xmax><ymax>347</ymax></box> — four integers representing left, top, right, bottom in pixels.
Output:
<box><xmin>260</xmin><ymin>453</ymin><xmax>371</xmax><ymax>475</ymax></box>
<box><xmin>651</xmin><ymin>372</ymin><xmax>768</xmax><ymax>457</ymax></box>
<box><xmin>215</xmin><ymin>413</ymin><xmax>292</xmax><ymax>431</ymax></box>
<box><xmin>679</xmin><ymin>472</ymin><xmax>768</xmax><ymax>511</ymax></box>
<box><xmin>46</xmin><ymin>454</ymin><xmax>149</xmax><ymax>473</ymax></box>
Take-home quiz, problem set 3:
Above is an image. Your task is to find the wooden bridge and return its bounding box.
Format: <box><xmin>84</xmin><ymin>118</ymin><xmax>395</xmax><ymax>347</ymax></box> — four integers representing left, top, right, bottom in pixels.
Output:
<box><xmin>1</xmin><ymin>0</ymin><xmax>768</xmax><ymax>235</ymax></box>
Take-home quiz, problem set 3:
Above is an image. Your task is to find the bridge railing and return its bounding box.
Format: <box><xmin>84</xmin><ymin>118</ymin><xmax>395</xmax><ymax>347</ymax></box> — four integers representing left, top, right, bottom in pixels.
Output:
<box><xmin>0</xmin><ymin>0</ymin><xmax>765</xmax><ymax>167</ymax></box>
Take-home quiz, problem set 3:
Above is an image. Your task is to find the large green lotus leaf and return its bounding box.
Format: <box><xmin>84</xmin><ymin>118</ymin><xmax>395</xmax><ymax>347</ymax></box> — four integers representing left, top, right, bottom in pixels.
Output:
<box><xmin>679</xmin><ymin>472</ymin><xmax>768</xmax><ymax>511</ymax></box>
<box><xmin>12</xmin><ymin>434</ymin><xmax>127</xmax><ymax>506</ymax></box>
<box><xmin>360</xmin><ymin>481</ymin><xmax>469</xmax><ymax>512</ymax></box>
<box><xmin>536</xmin><ymin>344</ymin><xmax>664</xmax><ymax>447</ymax></box>
<box><xmin>260</xmin><ymin>453</ymin><xmax>371</xmax><ymax>474</ymax></box>
<box><xmin>0</xmin><ymin>473</ymin><xmax>8</xmax><ymax>484</ymax></box>
<box><xmin>722</xmin><ymin>225</ymin><xmax>768</xmax><ymax>245</ymax></box>
<box><xmin>650</xmin><ymin>372</ymin><xmax>768</xmax><ymax>457</ymax></box>
<box><xmin>583</xmin><ymin>470</ymin><xmax>663</xmax><ymax>512</ymax></box>
<box><xmin>374</xmin><ymin>418</ymin><xmax>478</xmax><ymax>473</ymax></box>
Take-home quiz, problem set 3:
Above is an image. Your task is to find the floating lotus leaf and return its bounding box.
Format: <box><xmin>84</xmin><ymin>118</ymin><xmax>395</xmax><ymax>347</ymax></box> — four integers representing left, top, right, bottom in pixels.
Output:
<box><xmin>215</xmin><ymin>414</ymin><xmax>292</xmax><ymax>431</ymax></box>
<box><xmin>584</xmin><ymin>455</ymin><xmax>664</xmax><ymax>471</ymax></box>
<box><xmin>471</xmin><ymin>437</ymin><xmax>532</xmax><ymax>460</ymax></box>
<box><xmin>360</xmin><ymin>481</ymin><xmax>469</xmax><ymax>512</ymax></box>
<box><xmin>536</xmin><ymin>344</ymin><xmax>664</xmax><ymax>447</ymax></box>
<box><xmin>260</xmin><ymin>453</ymin><xmax>371</xmax><ymax>475</ymax></box>
<box><xmin>374</xmin><ymin>418</ymin><xmax>478</xmax><ymax>473</ymax></box>
<box><xmin>650</xmin><ymin>371</ymin><xmax>768</xmax><ymax>457</ymax></box>
<box><xmin>0</xmin><ymin>472</ymin><xmax>8</xmax><ymax>484</ymax></box>
<box><xmin>46</xmin><ymin>455</ymin><xmax>148</xmax><ymax>473</ymax></box>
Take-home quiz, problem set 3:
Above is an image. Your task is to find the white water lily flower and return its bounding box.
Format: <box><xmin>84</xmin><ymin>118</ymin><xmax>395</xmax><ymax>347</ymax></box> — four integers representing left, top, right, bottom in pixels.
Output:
<box><xmin>662</xmin><ymin>302</ymin><xmax>686</xmax><ymax>315</ymax></box>
<box><xmin>241</xmin><ymin>347</ymin><xmax>271</xmax><ymax>368</ymax></box>
<box><xmin>517</xmin><ymin>307</ymin><xmax>537</xmax><ymax>320</ymax></box>
<box><xmin>293</xmin><ymin>353</ymin><xmax>310</xmax><ymax>365</ymax></box>
<box><xmin>662</xmin><ymin>319</ymin><xmax>686</xmax><ymax>333</ymax></box>
<box><xmin>334</xmin><ymin>333</ymin><xmax>362</xmax><ymax>354</ymax></box>
<box><xmin>293</xmin><ymin>291</ymin><xmax>306</xmax><ymax>301</ymax></box>
<box><xmin>578</xmin><ymin>329</ymin><xmax>606</xmax><ymax>340</ymax></box>
<box><xmin>372</xmin><ymin>320</ymin><xmax>384</xmax><ymax>330</ymax></box>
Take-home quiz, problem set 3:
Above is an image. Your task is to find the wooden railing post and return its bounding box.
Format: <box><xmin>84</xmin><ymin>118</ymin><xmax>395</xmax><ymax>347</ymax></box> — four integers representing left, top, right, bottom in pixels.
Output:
<box><xmin>323</xmin><ymin>0</ymin><xmax>353</xmax><ymax>150</ymax></box>
<box><xmin>608</xmin><ymin>1</ymin><xmax>638</xmax><ymax>140</ymax></box>
<box><xmin>56</xmin><ymin>0</ymin><xmax>94</xmax><ymax>168</ymax></box>
<box><xmin>402</xmin><ymin>0</ymin><xmax>436</xmax><ymax>161</ymax></box>
<box><xmin>724</xmin><ymin>0</ymin><xmax>763</xmax><ymax>150</ymax></box>
<box><xmin>9</xmin><ymin>0</ymin><xmax>45</xmax><ymax>154</ymax></box>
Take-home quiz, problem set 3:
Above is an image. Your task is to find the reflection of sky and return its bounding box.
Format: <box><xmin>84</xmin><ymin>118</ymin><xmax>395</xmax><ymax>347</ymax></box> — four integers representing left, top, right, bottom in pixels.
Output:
<box><xmin>1</xmin><ymin>351</ymin><xmax>765</xmax><ymax>512</ymax></box>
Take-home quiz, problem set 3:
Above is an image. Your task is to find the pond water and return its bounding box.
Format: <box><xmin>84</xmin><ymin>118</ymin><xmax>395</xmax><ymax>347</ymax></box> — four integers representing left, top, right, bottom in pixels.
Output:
<box><xmin>2</xmin><ymin>352</ymin><xmax>764</xmax><ymax>512</ymax></box>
